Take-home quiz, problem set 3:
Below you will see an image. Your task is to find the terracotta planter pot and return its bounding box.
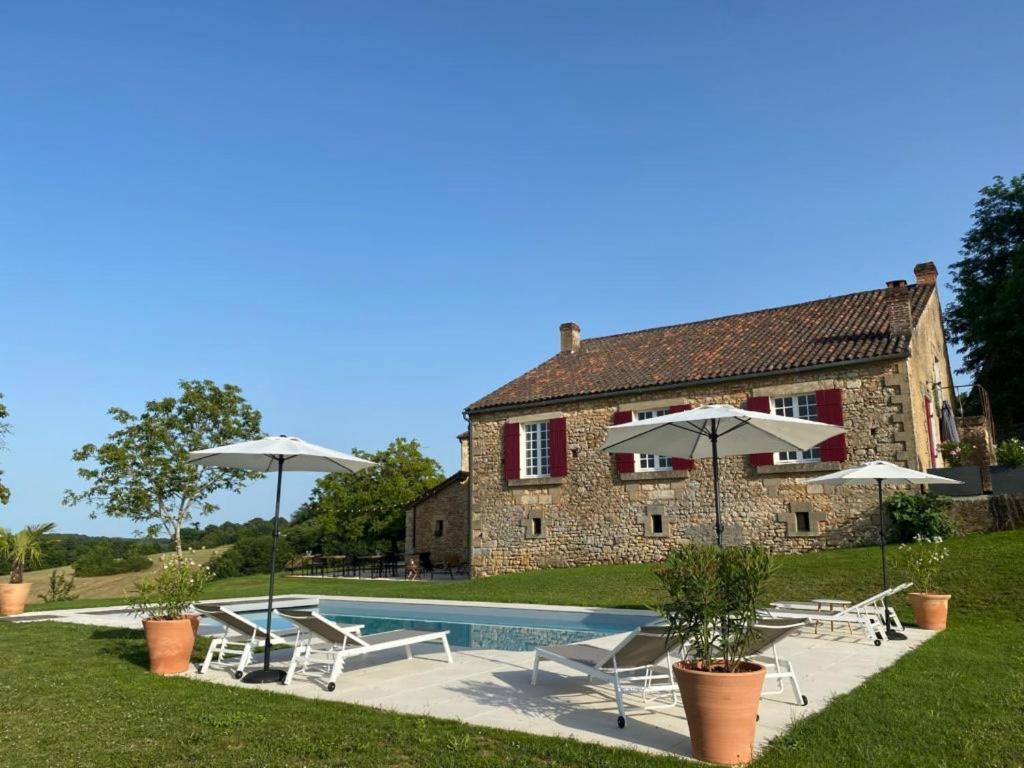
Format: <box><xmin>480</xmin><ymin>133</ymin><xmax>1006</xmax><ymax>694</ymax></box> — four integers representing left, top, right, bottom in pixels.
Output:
<box><xmin>184</xmin><ymin>613</ymin><xmax>202</xmax><ymax>635</ymax></box>
<box><xmin>673</xmin><ymin>660</ymin><xmax>766</xmax><ymax>765</ymax></box>
<box><xmin>143</xmin><ymin>617</ymin><xmax>198</xmax><ymax>675</ymax></box>
<box><xmin>909</xmin><ymin>592</ymin><xmax>951</xmax><ymax>630</ymax></box>
<box><xmin>0</xmin><ymin>582</ymin><xmax>32</xmax><ymax>616</ymax></box>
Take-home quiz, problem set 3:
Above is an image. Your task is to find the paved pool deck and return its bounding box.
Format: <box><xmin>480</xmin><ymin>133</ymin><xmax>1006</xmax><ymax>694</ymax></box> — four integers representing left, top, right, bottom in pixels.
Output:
<box><xmin>9</xmin><ymin>595</ymin><xmax>935</xmax><ymax>761</ymax></box>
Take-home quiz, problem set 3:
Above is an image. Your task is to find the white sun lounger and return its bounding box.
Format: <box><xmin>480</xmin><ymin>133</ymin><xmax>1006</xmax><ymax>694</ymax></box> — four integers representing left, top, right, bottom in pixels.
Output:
<box><xmin>763</xmin><ymin>583</ymin><xmax>912</xmax><ymax>645</ymax></box>
<box><xmin>531</xmin><ymin>625</ymin><xmax>683</xmax><ymax>729</ymax></box>
<box><xmin>276</xmin><ymin>608</ymin><xmax>453</xmax><ymax>691</ymax></box>
<box><xmin>194</xmin><ymin>603</ymin><xmax>341</xmax><ymax>679</ymax></box>
<box><xmin>747</xmin><ymin>619</ymin><xmax>809</xmax><ymax>706</ymax></box>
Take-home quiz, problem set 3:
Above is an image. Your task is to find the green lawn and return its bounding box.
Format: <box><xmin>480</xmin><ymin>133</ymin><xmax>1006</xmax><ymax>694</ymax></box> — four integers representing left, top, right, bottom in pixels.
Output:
<box><xmin>5</xmin><ymin>530</ymin><xmax>1024</xmax><ymax>767</ymax></box>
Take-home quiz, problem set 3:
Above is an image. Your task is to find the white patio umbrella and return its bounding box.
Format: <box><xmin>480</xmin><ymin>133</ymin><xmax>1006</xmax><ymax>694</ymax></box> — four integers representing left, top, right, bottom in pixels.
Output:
<box><xmin>805</xmin><ymin>461</ymin><xmax>961</xmax><ymax>639</ymax></box>
<box><xmin>188</xmin><ymin>435</ymin><xmax>375</xmax><ymax>683</ymax></box>
<box><xmin>601</xmin><ymin>404</ymin><xmax>845</xmax><ymax>547</ymax></box>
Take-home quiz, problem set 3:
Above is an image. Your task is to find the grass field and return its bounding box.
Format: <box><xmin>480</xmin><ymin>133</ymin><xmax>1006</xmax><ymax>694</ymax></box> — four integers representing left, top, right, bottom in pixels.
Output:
<box><xmin>4</xmin><ymin>530</ymin><xmax>1023</xmax><ymax>767</ymax></box>
<box><xmin>22</xmin><ymin>546</ymin><xmax>226</xmax><ymax>604</ymax></box>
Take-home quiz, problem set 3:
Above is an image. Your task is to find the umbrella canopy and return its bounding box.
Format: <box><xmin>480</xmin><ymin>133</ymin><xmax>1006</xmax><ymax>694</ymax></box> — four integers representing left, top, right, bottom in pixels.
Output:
<box><xmin>806</xmin><ymin>460</ymin><xmax>961</xmax><ymax>639</ymax></box>
<box><xmin>187</xmin><ymin>435</ymin><xmax>374</xmax><ymax>474</ymax></box>
<box><xmin>602</xmin><ymin>404</ymin><xmax>845</xmax><ymax>546</ymax></box>
<box><xmin>600</xmin><ymin>404</ymin><xmax>845</xmax><ymax>458</ymax></box>
<box><xmin>187</xmin><ymin>435</ymin><xmax>375</xmax><ymax>683</ymax></box>
<box><xmin>806</xmin><ymin>460</ymin><xmax>962</xmax><ymax>487</ymax></box>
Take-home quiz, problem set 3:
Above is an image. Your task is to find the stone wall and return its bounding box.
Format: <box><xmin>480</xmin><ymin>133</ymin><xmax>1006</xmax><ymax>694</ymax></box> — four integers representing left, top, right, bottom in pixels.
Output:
<box><xmin>905</xmin><ymin>289</ymin><xmax>957</xmax><ymax>470</ymax></box>
<box><xmin>405</xmin><ymin>475</ymin><xmax>470</xmax><ymax>567</ymax></box>
<box><xmin>468</xmin><ymin>359</ymin><xmax>929</xmax><ymax>576</ymax></box>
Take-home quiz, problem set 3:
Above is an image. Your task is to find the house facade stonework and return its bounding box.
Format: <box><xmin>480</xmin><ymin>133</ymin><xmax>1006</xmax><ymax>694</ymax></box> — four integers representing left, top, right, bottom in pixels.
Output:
<box><xmin>434</xmin><ymin>264</ymin><xmax>955</xmax><ymax>577</ymax></box>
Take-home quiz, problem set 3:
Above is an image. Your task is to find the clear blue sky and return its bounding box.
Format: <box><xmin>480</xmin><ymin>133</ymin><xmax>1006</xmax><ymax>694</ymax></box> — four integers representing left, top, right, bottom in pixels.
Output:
<box><xmin>3</xmin><ymin>1</ymin><xmax>1021</xmax><ymax>537</ymax></box>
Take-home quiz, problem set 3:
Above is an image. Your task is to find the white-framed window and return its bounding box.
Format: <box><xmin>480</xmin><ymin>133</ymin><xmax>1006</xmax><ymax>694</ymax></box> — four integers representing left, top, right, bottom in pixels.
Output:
<box><xmin>521</xmin><ymin>420</ymin><xmax>550</xmax><ymax>477</ymax></box>
<box><xmin>634</xmin><ymin>409</ymin><xmax>672</xmax><ymax>471</ymax></box>
<box><xmin>773</xmin><ymin>394</ymin><xmax>821</xmax><ymax>463</ymax></box>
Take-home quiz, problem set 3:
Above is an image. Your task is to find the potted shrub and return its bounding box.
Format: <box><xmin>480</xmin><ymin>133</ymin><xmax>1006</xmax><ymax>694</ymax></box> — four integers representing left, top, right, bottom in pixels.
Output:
<box><xmin>0</xmin><ymin>523</ymin><xmax>56</xmax><ymax>615</ymax></box>
<box><xmin>657</xmin><ymin>544</ymin><xmax>775</xmax><ymax>766</ymax></box>
<box><xmin>129</xmin><ymin>555</ymin><xmax>212</xmax><ymax>675</ymax></box>
<box><xmin>899</xmin><ymin>535</ymin><xmax>951</xmax><ymax>630</ymax></box>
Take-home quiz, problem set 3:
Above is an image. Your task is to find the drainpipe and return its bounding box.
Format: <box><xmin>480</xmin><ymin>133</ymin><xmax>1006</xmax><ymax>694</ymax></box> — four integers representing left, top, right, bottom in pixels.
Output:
<box><xmin>462</xmin><ymin>408</ymin><xmax>473</xmax><ymax>577</ymax></box>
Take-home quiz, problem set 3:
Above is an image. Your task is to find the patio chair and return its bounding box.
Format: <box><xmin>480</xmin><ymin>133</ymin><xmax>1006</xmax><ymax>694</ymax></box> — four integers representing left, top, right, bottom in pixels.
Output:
<box><xmin>276</xmin><ymin>608</ymin><xmax>453</xmax><ymax>691</ymax></box>
<box><xmin>531</xmin><ymin>624</ymin><xmax>683</xmax><ymax>728</ymax></box>
<box><xmin>443</xmin><ymin>553</ymin><xmax>468</xmax><ymax>579</ymax></box>
<box><xmin>744</xmin><ymin>619</ymin><xmax>809</xmax><ymax>706</ymax></box>
<box><xmin>194</xmin><ymin>603</ymin><xmax>310</xmax><ymax>678</ymax></box>
<box><xmin>761</xmin><ymin>584</ymin><xmax>911</xmax><ymax>646</ymax></box>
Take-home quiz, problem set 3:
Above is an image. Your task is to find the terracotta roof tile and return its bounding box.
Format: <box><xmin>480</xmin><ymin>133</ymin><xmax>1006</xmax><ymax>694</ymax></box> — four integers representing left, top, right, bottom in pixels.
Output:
<box><xmin>467</xmin><ymin>284</ymin><xmax>933</xmax><ymax>412</ymax></box>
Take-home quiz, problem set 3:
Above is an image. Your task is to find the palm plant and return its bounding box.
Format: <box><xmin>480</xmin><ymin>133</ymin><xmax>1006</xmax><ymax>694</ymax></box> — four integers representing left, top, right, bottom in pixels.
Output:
<box><xmin>0</xmin><ymin>523</ymin><xmax>56</xmax><ymax>583</ymax></box>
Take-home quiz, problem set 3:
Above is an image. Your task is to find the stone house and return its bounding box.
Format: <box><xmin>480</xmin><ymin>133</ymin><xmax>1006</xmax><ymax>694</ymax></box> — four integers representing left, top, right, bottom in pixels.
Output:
<box><xmin>409</xmin><ymin>262</ymin><xmax>957</xmax><ymax>576</ymax></box>
<box><xmin>404</xmin><ymin>432</ymin><xmax>471</xmax><ymax>569</ymax></box>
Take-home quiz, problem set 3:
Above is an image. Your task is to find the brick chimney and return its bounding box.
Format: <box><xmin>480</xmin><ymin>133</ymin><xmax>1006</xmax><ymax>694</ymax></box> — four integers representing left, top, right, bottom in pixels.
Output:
<box><xmin>457</xmin><ymin>431</ymin><xmax>469</xmax><ymax>473</ymax></box>
<box><xmin>560</xmin><ymin>322</ymin><xmax>580</xmax><ymax>354</ymax></box>
<box><xmin>913</xmin><ymin>261</ymin><xmax>938</xmax><ymax>286</ymax></box>
<box><xmin>885</xmin><ymin>279</ymin><xmax>912</xmax><ymax>337</ymax></box>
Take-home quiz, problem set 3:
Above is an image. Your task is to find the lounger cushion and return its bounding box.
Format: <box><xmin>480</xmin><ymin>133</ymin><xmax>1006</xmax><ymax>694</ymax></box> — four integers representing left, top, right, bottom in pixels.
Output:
<box><xmin>538</xmin><ymin>643</ymin><xmax>609</xmax><ymax>668</ymax></box>
<box><xmin>360</xmin><ymin>629</ymin><xmax>443</xmax><ymax>646</ymax></box>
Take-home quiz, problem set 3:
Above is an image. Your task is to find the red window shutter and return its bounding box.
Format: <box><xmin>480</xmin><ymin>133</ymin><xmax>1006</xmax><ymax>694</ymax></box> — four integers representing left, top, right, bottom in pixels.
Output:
<box><xmin>611</xmin><ymin>410</ymin><xmax>635</xmax><ymax>474</ymax></box>
<box><xmin>816</xmin><ymin>388</ymin><xmax>848</xmax><ymax>462</ymax></box>
<box><xmin>503</xmin><ymin>422</ymin><xmax>520</xmax><ymax>481</ymax></box>
<box><xmin>746</xmin><ymin>396</ymin><xmax>774</xmax><ymax>467</ymax></box>
<box><xmin>549</xmin><ymin>417</ymin><xmax>568</xmax><ymax>477</ymax></box>
<box><xmin>668</xmin><ymin>404</ymin><xmax>695</xmax><ymax>470</ymax></box>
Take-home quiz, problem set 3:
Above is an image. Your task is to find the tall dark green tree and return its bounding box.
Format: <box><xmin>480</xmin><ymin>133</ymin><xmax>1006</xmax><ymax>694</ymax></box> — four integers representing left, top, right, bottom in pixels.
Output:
<box><xmin>294</xmin><ymin>437</ymin><xmax>445</xmax><ymax>553</ymax></box>
<box><xmin>0</xmin><ymin>393</ymin><xmax>10</xmax><ymax>505</ymax></box>
<box><xmin>64</xmin><ymin>380</ymin><xmax>263</xmax><ymax>555</ymax></box>
<box><xmin>947</xmin><ymin>175</ymin><xmax>1024</xmax><ymax>428</ymax></box>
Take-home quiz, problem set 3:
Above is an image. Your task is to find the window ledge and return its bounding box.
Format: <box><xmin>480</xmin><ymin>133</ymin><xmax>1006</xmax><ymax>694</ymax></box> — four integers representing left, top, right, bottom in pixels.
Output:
<box><xmin>756</xmin><ymin>462</ymin><xmax>841</xmax><ymax>476</ymax></box>
<box><xmin>619</xmin><ymin>469</ymin><xmax>691</xmax><ymax>482</ymax></box>
<box><xmin>508</xmin><ymin>476</ymin><xmax>565</xmax><ymax>488</ymax></box>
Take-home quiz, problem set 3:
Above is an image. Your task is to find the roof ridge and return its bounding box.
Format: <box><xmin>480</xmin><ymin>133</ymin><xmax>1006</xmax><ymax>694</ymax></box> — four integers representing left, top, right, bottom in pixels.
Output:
<box><xmin>580</xmin><ymin>284</ymin><xmax>925</xmax><ymax>345</ymax></box>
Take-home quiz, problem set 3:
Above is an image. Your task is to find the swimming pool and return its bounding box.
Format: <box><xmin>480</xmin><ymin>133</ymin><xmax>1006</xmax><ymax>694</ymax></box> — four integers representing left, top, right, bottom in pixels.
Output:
<box><xmin>227</xmin><ymin>599</ymin><xmax>657</xmax><ymax>652</ymax></box>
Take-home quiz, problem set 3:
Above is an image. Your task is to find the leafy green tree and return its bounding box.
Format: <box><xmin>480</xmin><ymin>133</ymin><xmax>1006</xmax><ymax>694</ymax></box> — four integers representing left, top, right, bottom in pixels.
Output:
<box><xmin>0</xmin><ymin>393</ymin><xmax>11</xmax><ymax>505</ymax></box>
<box><xmin>947</xmin><ymin>174</ymin><xmax>1024</xmax><ymax>427</ymax></box>
<box><xmin>294</xmin><ymin>437</ymin><xmax>445</xmax><ymax>553</ymax></box>
<box><xmin>64</xmin><ymin>380</ymin><xmax>263</xmax><ymax>555</ymax></box>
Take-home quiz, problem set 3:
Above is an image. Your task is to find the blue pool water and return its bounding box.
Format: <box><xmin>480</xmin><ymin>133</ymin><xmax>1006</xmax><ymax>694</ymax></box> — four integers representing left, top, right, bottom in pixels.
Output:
<box><xmin>234</xmin><ymin>599</ymin><xmax>656</xmax><ymax>652</ymax></box>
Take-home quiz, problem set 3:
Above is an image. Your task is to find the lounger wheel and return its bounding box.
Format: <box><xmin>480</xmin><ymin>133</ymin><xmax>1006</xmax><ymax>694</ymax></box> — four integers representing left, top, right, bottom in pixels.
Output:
<box><xmin>874</xmin><ymin>639</ymin><xmax>882</xmax><ymax>647</ymax></box>
<box><xmin>617</xmin><ymin>716</ymin><xmax>625</xmax><ymax>729</ymax></box>
<box><xmin>801</xmin><ymin>695</ymin><xmax>809</xmax><ymax>706</ymax></box>
<box><xmin>234</xmin><ymin>671</ymin><xmax>243</xmax><ymax>680</ymax></box>
<box><xmin>327</xmin><ymin>682</ymin><xmax>336</xmax><ymax>692</ymax></box>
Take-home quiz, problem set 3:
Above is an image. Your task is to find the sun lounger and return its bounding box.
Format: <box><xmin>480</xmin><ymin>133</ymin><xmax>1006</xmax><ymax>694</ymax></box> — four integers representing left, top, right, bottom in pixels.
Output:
<box><xmin>275</xmin><ymin>608</ymin><xmax>453</xmax><ymax>690</ymax></box>
<box><xmin>194</xmin><ymin>603</ymin><xmax>345</xmax><ymax>679</ymax></box>
<box><xmin>762</xmin><ymin>584</ymin><xmax>912</xmax><ymax>645</ymax></box>
<box><xmin>531</xmin><ymin>625</ymin><xmax>683</xmax><ymax>729</ymax></box>
<box><xmin>745</xmin><ymin>619</ymin><xmax>809</xmax><ymax>706</ymax></box>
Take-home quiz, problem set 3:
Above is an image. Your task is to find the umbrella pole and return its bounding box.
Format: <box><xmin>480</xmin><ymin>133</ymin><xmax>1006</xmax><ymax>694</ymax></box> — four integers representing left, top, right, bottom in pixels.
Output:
<box><xmin>243</xmin><ymin>456</ymin><xmax>287</xmax><ymax>683</ymax></box>
<box><xmin>712</xmin><ymin>425</ymin><xmax>723</xmax><ymax>548</ymax></box>
<box><xmin>878</xmin><ymin>478</ymin><xmax>906</xmax><ymax>641</ymax></box>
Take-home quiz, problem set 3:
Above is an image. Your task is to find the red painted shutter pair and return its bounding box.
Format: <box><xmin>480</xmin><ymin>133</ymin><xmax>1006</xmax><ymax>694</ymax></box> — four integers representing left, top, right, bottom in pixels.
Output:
<box><xmin>611</xmin><ymin>410</ymin><xmax>635</xmax><ymax>474</ymax></box>
<box><xmin>611</xmin><ymin>405</ymin><xmax>694</xmax><ymax>474</ymax></box>
<box><xmin>746</xmin><ymin>396</ymin><xmax>774</xmax><ymax>467</ymax></box>
<box><xmin>815</xmin><ymin>389</ymin><xmax>848</xmax><ymax>462</ymax></box>
<box><xmin>668</xmin><ymin>404</ymin><xmax>695</xmax><ymax>470</ymax></box>
<box><xmin>503</xmin><ymin>418</ymin><xmax>568</xmax><ymax>480</ymax></box>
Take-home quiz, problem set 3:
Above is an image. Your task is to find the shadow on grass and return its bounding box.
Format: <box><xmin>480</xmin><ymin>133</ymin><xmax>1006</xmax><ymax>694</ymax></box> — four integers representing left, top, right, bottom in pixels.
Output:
<box><xmin>88</xmin><ymin>626</ymin><xmax>211</xmax><ymax>671</ymax></box>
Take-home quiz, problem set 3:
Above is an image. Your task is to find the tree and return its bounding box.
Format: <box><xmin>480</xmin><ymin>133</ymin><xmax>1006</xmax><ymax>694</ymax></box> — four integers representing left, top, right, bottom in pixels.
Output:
<box><xmin>0</xmin><ymin>523</ymin><xmax>56</xmax><ymax>583</ymax></box>
<box><xmin>946</xmin><ymin>174</ymin><xmax>1024</xmax><ymax>427</ymax></box>
<box><xmin>64</xmin><ymin>380</ymin><xmax>263</xmax><ymax>555</ymax></box>
<box><xmin>294</xmin><ymin>437</ymin><xmax>445</xmax><ymax>553</ymax></box>
<box><xmin>0</xmin><ymin>393</ymin><xmax>11</xmax><ymax>505</ymax></box>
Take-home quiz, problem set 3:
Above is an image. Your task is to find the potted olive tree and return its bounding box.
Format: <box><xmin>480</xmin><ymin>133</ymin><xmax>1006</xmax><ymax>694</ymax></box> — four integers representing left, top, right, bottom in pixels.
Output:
<box><xmin>129</xmin><ymin>555</ymin><xmax>212</xmax><ymax>675</ymax></box>
<box><xmin>657</xmin><ymin>543</ymin><xmax>775</xmax><ymax>766</ymax></box>
<box><xmin>0</xmin><ymin>523</ymin><xmax>56</xmax><ymax>615</ymax></box>
<box><xmin>899</xmin><ymin>535</ymin><xmax>951</xmax><ymax>630</ymax></box>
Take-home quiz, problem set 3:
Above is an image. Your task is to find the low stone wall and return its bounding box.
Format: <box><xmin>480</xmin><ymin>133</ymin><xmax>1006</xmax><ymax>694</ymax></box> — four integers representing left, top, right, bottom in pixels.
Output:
<box><xmin>949</xmin><ymin>494</ymin><xmax>1024</xmax><ymax>533</ymax></box>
